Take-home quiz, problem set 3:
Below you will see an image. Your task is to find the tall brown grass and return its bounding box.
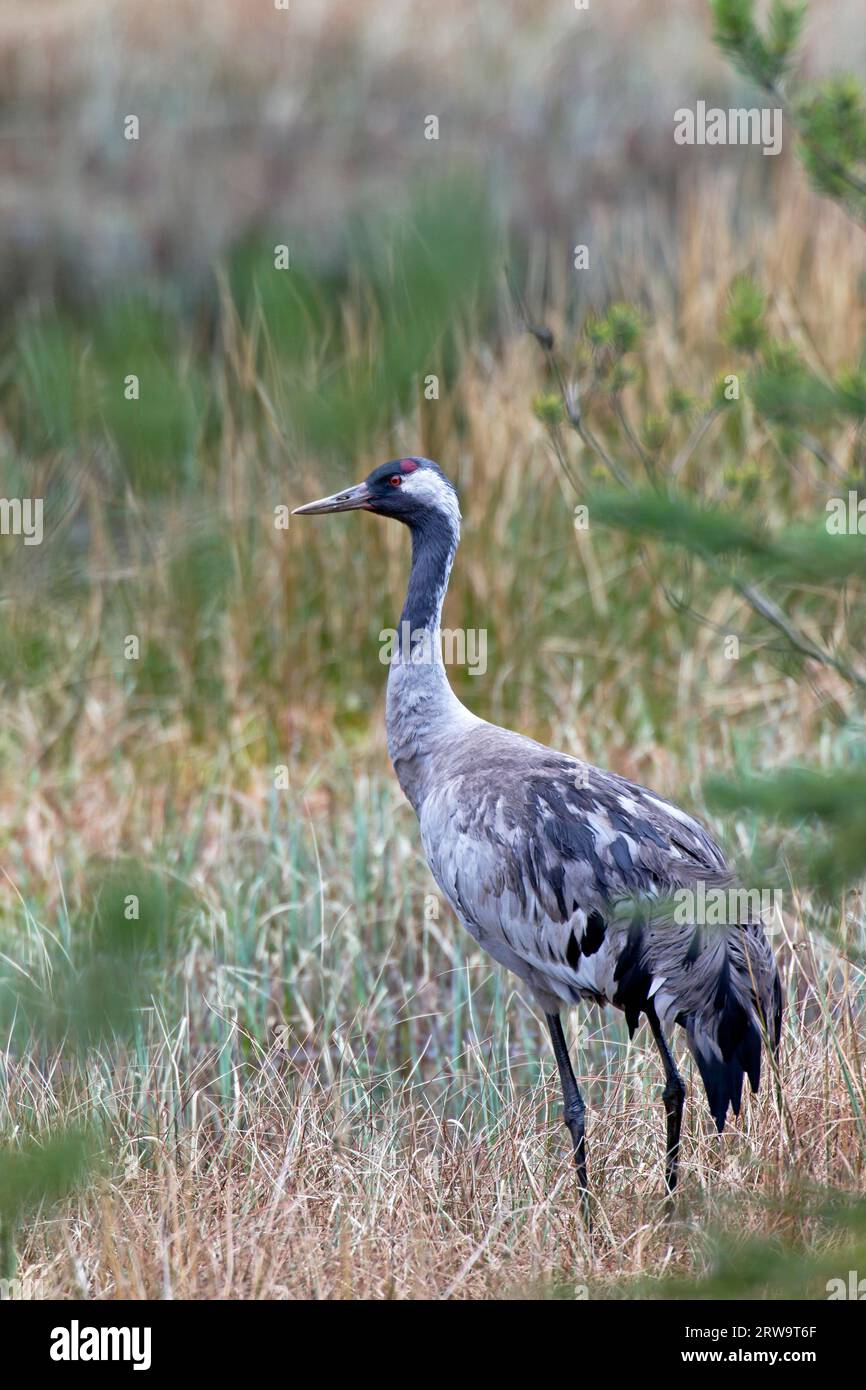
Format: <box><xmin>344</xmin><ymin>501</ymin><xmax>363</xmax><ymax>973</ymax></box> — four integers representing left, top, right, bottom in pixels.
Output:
<box><xmin>2</xmin><ymin>170</ymin><xmax>864</xmax><ymax>1295</ymax></box>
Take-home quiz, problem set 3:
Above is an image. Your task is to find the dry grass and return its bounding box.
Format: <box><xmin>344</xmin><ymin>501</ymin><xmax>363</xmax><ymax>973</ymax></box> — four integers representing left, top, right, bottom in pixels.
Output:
<box><xmin>9</xmin><ymin>940</ymin><xmax>863</xmax><ymax>1299</ymax></box>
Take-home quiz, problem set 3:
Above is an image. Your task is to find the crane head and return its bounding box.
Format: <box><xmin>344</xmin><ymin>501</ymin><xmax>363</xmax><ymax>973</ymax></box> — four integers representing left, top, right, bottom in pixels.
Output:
<box><xmin>292</xmin><ymin>457</ymin><xmax>460</xmax><ymax>531</ymax></box>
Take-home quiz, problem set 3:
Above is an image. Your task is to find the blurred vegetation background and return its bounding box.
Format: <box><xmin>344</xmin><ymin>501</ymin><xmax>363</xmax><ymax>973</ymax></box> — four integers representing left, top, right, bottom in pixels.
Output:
<box><xmin>0</xmin><ymin>0</ymin><xmax>864</xmax><ymax>1298</ymax></box>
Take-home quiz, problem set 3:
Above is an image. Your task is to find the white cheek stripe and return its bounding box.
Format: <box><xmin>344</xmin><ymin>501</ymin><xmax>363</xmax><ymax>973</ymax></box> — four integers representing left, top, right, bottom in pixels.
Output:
<box><xmin>400</xmin><ymin>470</ymin><xmax>461</xmax><ymax>529</ymax></box>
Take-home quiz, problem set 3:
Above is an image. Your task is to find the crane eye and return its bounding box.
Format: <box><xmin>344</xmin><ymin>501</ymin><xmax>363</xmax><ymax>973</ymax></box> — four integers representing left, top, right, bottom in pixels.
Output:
<box><xmin>389</xmin><ymin>475</ymin><xmax>402</xmax><ymax>486</ymax></box>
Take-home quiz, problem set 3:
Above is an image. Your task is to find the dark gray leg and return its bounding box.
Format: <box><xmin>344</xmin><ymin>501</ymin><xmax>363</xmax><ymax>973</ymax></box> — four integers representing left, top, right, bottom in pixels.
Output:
<box><xmin>646</xmin><ymin>1002</ymin><xmax>686</xmax><ymax>1199</ymax></box>
<box><xmin>546</xmin><ymin>1013</ymin><xmax>590</xmax><ymax>1213</ymax></box>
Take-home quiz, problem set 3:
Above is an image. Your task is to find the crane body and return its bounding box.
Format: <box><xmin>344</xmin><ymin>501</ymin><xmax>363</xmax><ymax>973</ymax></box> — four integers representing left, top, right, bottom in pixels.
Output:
<box><xmin>294</xmin><ymin>456</ymin><xmax>782</xmax><ymax>1200</ymax></box>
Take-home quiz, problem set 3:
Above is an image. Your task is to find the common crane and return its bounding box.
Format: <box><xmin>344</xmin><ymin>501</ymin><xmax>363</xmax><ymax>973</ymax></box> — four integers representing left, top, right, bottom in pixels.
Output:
<box><xmin>294</xmin><ymin>457</ymin><xmax>782</xmax><ymax>1202</ymax></box>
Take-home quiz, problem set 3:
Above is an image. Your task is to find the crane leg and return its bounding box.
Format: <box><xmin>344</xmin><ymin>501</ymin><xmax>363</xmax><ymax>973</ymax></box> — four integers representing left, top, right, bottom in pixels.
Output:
<box><xmin>645</xmin><ymin>1001</ymin><xmax>685</xmax><ymax>1202</ymax></box>
<box><xmin>546</xmin><ymin>1013</ymin><xmax>590</xmax><ymax>1215</ymax></box>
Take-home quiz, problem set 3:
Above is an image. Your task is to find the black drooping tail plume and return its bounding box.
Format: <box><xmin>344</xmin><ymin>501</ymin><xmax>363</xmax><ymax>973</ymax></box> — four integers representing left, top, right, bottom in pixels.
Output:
<box><xmin>680</xmin><ymin>921</ymin><xmax>782</xmax><ymax>1132</ymax></box>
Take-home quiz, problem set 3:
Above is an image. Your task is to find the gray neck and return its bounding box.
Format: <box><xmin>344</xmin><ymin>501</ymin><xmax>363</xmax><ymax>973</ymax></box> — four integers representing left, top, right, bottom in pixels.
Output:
<box><xmin>385</xmin><ymin>509</ymin><xmax>475</xmax><ymax>811</ymax></box>
<box><xmin>399</xmin><ymin>511</ymin><xmax>457</xmax><ymax>646</ymax></box>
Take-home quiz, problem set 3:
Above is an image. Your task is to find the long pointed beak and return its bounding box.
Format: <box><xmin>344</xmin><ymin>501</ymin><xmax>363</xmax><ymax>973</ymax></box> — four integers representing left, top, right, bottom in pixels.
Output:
<box><xmin>292</xmin><ymin>481</ymin><xmax>373</xmax><ymax>515</ymax></box>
